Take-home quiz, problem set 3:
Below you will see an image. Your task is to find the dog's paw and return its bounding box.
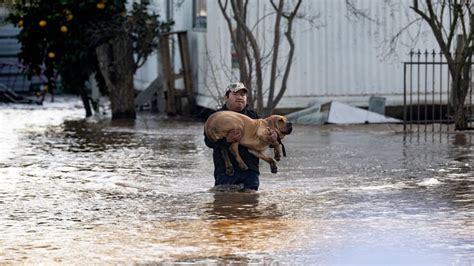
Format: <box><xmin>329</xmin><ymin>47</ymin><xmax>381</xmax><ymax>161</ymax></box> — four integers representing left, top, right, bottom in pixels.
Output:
<box><xmin>239</xmin><ymin>163</ymin><xmax>249</xmax><ymax>171</ymax></box>
<box><xmin>226</xmin><ymin>167</ymin><xmax>235</xmax><ymax>176</ymax></box>
<box><xmin>274</xmin><ymin>155</ymin><xmax>281</xmax><ymax>161</ymax></box>
<box><xmin>270</xmin><ymin>165</ymin><xmax>278</xmax><ymax>174</ymax></box>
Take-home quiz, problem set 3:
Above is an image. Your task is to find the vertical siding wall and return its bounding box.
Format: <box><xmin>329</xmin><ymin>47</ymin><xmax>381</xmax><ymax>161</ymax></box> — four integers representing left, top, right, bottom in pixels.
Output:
<box><xmin>196</xmin><ymin>0</ymin><xmax>441</xmax><ymax>110</ymax></box>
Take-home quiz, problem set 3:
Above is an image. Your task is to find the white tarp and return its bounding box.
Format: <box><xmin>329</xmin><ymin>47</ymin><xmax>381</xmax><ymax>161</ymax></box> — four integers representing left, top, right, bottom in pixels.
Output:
<box><xmin>287</xmin><ymin>101</ymin><xmax>402</xmax><ymax>125</ymax></box>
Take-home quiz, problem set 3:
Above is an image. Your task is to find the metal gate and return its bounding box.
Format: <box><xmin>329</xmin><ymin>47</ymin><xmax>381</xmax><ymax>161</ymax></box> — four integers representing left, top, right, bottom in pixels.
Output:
<box><xmin>403</xmin><ymin>50</ymin><xmax>473</xmax><ymax>132</ymax></box>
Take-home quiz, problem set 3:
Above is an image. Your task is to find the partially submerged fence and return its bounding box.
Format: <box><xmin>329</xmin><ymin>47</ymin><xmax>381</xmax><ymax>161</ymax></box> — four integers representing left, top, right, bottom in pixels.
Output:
<box><xmin>403</xmin><ymin>50</ymin><xmax>473</xmax><ymax>132</ymax></box>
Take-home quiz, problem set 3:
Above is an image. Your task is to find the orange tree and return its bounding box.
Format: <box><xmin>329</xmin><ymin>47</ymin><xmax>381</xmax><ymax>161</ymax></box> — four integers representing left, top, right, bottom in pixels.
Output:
<box><xmin>91</xmin><ymin>2</ymin><xmax>173</xmax><ymax>119</ymax></box>
<box><xmin>7</xmin><ymin>0</ymin><xmax>172</xmax><ymax>118</ymax></box>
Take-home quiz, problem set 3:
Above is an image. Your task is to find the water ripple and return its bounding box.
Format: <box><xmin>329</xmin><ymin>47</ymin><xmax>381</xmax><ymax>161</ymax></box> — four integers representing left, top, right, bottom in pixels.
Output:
<box><xmin>0</xmin><ymin>99</ymin><xmax>473</xmax><ymax>263</ymax></box>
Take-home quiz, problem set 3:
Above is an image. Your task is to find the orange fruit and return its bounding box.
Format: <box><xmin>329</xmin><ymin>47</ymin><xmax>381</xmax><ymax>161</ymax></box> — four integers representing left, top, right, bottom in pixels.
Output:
<box><xmin>66</xmin><ymin>14</ymin><xmax>73</xmax><ymax>21</ymax></box>
<box><xmin>18</xmin><ymin>20</ymin><xmax>24</xmax><ymax>27</ymax></box>
<box><xmin>48</xmin><ymin>52</ymin><xmax>56</xmax><ymax>59</ymax></box>
<box><xmin>97</xmin><ymin>3</ymin><xmax>105</xmax><ymax>9</ymax></box>
<box><xmin>60</xmin><ymin>26</ymin><xmax>68</xmax><ymax>33</ymax></box>
<box><xmin>39</xmin><ymin>20</ymin><xmax>47</xmax><ymax>27</ymax></box>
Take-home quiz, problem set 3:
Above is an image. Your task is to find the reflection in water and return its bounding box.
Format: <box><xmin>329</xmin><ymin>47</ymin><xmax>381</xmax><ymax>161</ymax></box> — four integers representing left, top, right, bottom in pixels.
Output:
<box><xmin>451</xmin><ymin>133</ymin><xmax>472</xmax><ymax>162</ymax></box>
<box><xmin>206</xmin><ymin>192</ymin><xmax>262</xmax><ymax>219</ymax></box>
<box><xmin>0</xmin><ymin>99</ymin><xmax>473</xmax><ymax>264</ymax></box>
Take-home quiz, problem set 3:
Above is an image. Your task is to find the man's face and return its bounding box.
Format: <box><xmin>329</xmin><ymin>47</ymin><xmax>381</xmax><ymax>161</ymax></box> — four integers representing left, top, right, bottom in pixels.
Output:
<box><xmin>225</xmin><ymin>90</ymin><xmax>247</xmax><ymax>112</ymax></box>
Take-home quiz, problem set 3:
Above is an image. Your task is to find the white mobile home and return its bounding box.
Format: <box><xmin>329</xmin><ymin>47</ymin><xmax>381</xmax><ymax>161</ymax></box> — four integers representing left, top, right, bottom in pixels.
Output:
<box><xmin>136</xmin><ymin>0</ymin><xmax>442</xmax><ymax>113</ymax></box>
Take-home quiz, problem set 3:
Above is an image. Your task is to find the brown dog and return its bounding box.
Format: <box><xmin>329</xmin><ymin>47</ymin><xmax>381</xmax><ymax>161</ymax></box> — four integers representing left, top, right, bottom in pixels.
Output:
<box><xmin>204</xmin><ymin>111</ymin><xmax>293</xmax><ymax>175</ymax></box>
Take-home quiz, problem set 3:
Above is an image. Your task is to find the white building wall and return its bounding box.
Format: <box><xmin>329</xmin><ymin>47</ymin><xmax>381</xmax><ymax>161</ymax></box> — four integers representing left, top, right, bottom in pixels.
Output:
<box><xmin>134</xmin><ymin>0</ymin><xmax>196</xmax><ymax>93</ymax></box>
<box><xmin>196</xmin><ymin>0</ymin><xmax>443</xmax><ymax>110</ymax></box>
<box><xmin>140</xmin><ymin>0</ymin><xmax>448</xmax><ymax>111</ymax></box>
<box><xmin>169</xmin><ymin>0</ymin><xmax>194</xmax><ymax>91</ymax></box>
<box><xmin>133</xmin><ymin>0</ymin><xmax>167</xmax><ymax>91</ymax></box>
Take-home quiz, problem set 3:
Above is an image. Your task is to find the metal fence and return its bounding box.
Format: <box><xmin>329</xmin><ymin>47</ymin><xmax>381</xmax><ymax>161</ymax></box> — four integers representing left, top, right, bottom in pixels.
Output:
<box><xmin>403</xmin><ymin>50</ymin><xmax>473</xmax><ymax>132</ymax></box>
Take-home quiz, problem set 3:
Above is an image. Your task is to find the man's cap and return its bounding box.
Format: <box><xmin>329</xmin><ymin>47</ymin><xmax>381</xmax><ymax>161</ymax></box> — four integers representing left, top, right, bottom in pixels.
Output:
<box><xmin>226</xmin><ymin>82</ymin><xmax>248</xmax><ymax>93</ymax></box>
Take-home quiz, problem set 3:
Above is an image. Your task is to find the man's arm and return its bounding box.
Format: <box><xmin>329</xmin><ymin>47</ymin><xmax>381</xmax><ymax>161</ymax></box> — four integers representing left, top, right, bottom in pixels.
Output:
<box><xmin>204</xmin><ymin>132</ymin><xmax>226</xmax><ymax>149</ymax></box>
<box><xmin>204</xmin><ymin>129</ymin><xmax>242</xmax><ymax>149</ymax></box>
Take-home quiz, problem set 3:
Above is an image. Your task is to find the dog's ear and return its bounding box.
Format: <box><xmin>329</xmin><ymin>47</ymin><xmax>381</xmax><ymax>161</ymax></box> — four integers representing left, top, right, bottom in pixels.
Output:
<box><xmin>276</xmin><ymin>115</ymin><xmax>286</xmax><ymax>132</ymax></box>
<box><xmin>272</xmin><ymin>115</ymin><xmax>288</xmax><ymax>133</ymax></box>
<box><xmin>269</xmin><ymin>115</ymin><xmax>278</xmax><ymax>129</ymax></box>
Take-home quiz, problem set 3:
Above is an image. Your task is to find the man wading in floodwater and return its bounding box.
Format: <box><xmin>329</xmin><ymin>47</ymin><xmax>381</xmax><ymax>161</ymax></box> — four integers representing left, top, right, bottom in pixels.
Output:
<box><xmin>204</xmin><ymin>82</ymin><xmax>278</xmax><ymax>192</ymax></box>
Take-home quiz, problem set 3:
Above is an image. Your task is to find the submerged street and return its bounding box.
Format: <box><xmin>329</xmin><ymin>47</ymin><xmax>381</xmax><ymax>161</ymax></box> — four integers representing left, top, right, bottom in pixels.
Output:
<box><xmin>0</xmin><ymin>97</ymin><xmax>473</xmax><ymax>264</ymax></box>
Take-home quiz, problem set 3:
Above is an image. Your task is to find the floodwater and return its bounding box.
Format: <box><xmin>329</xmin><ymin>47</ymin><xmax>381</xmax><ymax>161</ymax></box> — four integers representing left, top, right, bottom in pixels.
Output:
<box><xmin>0</xmin><ymin>97</ymin><xmax>473</xmax><ymax>265</ymax></box>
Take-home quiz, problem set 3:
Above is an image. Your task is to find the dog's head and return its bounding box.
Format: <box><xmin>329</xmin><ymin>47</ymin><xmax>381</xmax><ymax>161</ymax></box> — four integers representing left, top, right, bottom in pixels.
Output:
<box><xmin>266</xmin><ymin>115</ymin><xmax>293</xmax><ymax>138</ymax></box>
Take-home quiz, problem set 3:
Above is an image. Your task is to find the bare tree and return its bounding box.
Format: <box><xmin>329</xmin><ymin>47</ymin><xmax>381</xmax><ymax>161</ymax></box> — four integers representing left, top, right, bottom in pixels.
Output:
<box><xmin>218</xmin><ymin>0</ymin><xmax>302</xmax><ymax>116</ymax></box>
<box><xmin>95</xmin><ymin>31</ymin><xmax>137</xmax><ymax>119</ymax></box>
<box><xmin>344</xmin><ymin>0</ymin><xmax>379</xmax><ymax>23</ymax></box>
<box><xmin>412</xmin><ymin>0</ymin><xmax>473</xmax><ymax>130</ymax></box>
<box><xmin>364</xmin><ymin>0</ymin><xmax>473</xmax><ymax>129</ymax></box>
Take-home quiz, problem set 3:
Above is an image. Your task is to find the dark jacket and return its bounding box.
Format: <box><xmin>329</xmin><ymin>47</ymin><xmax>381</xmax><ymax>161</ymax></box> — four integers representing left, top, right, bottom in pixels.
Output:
<box><xmin>204</xmin><ymin>105</ymin><xmax>260</xmax><ymax>177</ymax></box>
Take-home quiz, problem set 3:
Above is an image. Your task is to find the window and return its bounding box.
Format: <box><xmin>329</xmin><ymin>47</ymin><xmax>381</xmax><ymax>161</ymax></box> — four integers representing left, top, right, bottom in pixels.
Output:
<box><xmin>193</xmin><ymin>0</ymin><xmax>207</xmax><ymax>29</ymax></box>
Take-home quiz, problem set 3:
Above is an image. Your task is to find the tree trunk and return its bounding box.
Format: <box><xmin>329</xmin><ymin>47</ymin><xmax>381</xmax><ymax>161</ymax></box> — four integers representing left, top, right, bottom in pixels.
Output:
<box><xmin>62</xmin><ymin>70</ymin><xmax>92</xmax><ymax>117</ymax></box>
<box><xmin>79</xmin><ymin>86</ymin><xmax>93</xmax><ymax>117</ymax></box>
<box><xmin>451</xmin><ymin>35</ymin><xmax>471</xmax><ymax>130</ymax></box>
<box><xmin>234</xmin><ymin>1</ymin><xmax>252</xmax><ymax>104</ymax></box>
<box><xmin>230</xmin><ymin>0</ymin><xmax>264</xmax><ymax>114</ymax></box>
<box><xmin>236</xmin><ymin>26</ymin><xmax>251</xmax><ymax>102</ymax></box>
<box><xmin>96</xmin><ymin>33</ymin><xmax>136</xmax><ymax>120</ymax></box>
<box><xmin>453</xmin><ymin>74</ymin><xmax>471</xmax><ymax>130</ymax></box>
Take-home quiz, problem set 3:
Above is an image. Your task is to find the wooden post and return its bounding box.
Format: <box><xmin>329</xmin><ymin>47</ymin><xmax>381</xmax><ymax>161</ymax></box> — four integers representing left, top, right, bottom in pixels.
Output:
<box><xmin>159</xmin><ymin>35</ymin><xmax>176</xmax><ymax>115</ymax></box>
<box><xmin>177</xmin><ymin>32</ymin><xmax>196</xmax><ymax>112</ymax></box>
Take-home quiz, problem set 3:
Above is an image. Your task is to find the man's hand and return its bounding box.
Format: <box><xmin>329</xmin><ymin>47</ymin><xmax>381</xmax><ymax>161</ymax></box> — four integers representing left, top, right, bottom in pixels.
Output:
<box><xmin>226</xmin><ymin>129</ymin><xmax>242</xmax><ymax>143</ymax></box>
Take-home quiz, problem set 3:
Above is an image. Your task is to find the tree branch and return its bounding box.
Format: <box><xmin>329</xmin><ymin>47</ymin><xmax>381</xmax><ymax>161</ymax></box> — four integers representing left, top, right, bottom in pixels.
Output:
<box><xmin>345</xmin><ymin>0</ymin><xmax>379</xmax><ymax>24</ymax></box>
<box><xmin>267</xmin><ymin>0</ymin><xmax>284</xmax><ymax>107</ymax></box>
<box><xmin>412</xmin><ymin>0</ymin><xmax>455</xmax><ymax>68</ymax></box>
<box><xmin>230</xmin><ymin>0</ymin><xmax>264</xmax><ymax>111</ymax></box>
<box><xmin>271</xmin><ymin>0</ymin><xmax>302</xmax><ymax>111</ymax></box>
